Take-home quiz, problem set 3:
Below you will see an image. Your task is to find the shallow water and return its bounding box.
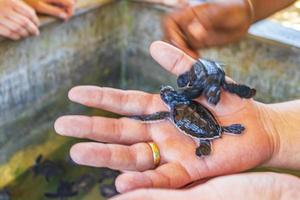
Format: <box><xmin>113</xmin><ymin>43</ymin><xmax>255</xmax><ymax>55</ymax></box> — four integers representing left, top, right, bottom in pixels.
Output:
<box><xmin>1</xmin><ymin>109</ymin><xmax>120</xmax><ymax>200</ymax></box>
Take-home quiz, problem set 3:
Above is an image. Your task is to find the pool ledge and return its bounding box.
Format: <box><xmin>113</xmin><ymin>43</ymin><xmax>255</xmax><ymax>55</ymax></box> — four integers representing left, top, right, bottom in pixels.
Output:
<box><xmin>249</xmin><ymin>20</ymin><xmax>300</xmax><ymax>50</ymax></box>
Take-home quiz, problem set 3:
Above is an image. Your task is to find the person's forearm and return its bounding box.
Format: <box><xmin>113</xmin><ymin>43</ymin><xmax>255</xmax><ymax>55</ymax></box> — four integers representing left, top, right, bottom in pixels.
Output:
<box><xmin>250</xmin><ymin>0</ymin><xmax>296</xmax><ymax>22</ymax></box>
<box><xmin>263</xmin><ymin>100</ymin><xmax>300</xmax><ymax>170</ymax></box>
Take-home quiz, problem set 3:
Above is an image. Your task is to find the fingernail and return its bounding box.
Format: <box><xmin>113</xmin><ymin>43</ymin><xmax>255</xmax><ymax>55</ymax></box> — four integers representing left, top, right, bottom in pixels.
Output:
<box><xmin>54</xmin><ymin>117</ymin><xmax>67</xmax><ymax>135</ymax></box>
<box><xmin>68</xmin><ymin>86</ymin><xmax>100</xmax><ymax>104</ymax></box>
<box><xmin>54</xmin><ymin>116</ymin><xmax>89</xmax><ymax>136</ymax></box>
<box><xmin>70</xmin><ymin>145</ymin><xmax>84</xmax><ymax>164</ymax></box>
<box><xmin>59</xmin><ymin>13</ymin><xmax>68</xmax><ymax>19</ymax></box>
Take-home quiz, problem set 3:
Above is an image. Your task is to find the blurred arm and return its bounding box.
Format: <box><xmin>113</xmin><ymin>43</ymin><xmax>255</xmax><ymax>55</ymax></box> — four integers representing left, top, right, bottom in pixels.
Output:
<box><xmin>250</xmin><ymin>0</ymin><xmax>296</xmax><ymax>22</ymax></box>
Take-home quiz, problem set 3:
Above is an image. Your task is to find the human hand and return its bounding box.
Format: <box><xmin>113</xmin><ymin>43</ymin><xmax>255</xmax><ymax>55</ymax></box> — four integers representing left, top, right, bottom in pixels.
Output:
<box><xmin>0</xmin><ymin>0</ymin><xmax>39</xmax><ymax>40</ymax></box>
<box><xmin>23</xmin><ymin>0</ymin><xmax>76</xmax><ymax>20</ymax></box>
<box><xmin>54</xmin><ymin>41</ymin><xmax>279</xmax><ymax>193</ymax></box>
<box><xmin>163</xmin><ymin>0</ymin><xmax>252</xmax><ymax>58</ymax></box>
<box><xmin>110</xmin><ymin>172</ymin><xmax>300</xmax><ymax>200</ymax></box>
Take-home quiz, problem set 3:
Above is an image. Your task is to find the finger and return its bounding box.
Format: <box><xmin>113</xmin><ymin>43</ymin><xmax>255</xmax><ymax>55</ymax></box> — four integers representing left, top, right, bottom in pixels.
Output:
<box><xmin>45</xmin><ymin>0</ymin><xmax>75</xmax><ymax>18</ymax></box>
<box><xmin>162</xmin><ymin>14</ymin><xmax>198</xmax><ymax>58</ymax></box>
<box><xmin>150</xmin><ymin>41</ymin><xmax>195</xmax><ymax>76</ymax></box>
<box><xmin>55</xmin><ymin>116</ymin><xmax>151</xmax><ymax>144</ymax></box>
<box><xmin>110</xmin><ymin>188</ymin><xmax>186</xmax><ymax>200</ymax></box>
<box><xmin>0</xmin><ymin>25</ymin><xmax>20</xmax><ymax>40</ymax></box>
<box><xmin>68</xmin><ymin>86</ymin><xmax>166</xmax><ymax>115</ymax></box>
<box><xmin>5</xmin><ymin>12</ymin><xmax>29</xmax><ymax>37</ymax></box>
<box><xmin>70</xmin><ymin>142</ymin><xmax>155</xmax><ymax>171</ymax></box>
<box><xmin>13</xmin><ymin>0</ymin><xmax>40</xmax><ymax>25</ymax></box>
<box><xmin>45</xmin><ymin>0</ymin><xmax>75</xmax><ymax>7</ymax></box>
<box><xmin>115</xmin><ymin>163</ymin><xmax>191</xmax><ymax>193</ymax></box>
<box><xmin>35</xmin><ymin>1</ymin><xmax>68</xmax><ymax>20</ymax></box>
<box><xmin>6</xmin><ymin>11</ymin><xmax>39</xmax><ymax>36</ymax></box>
<box><xmin>65</xmin><ymin>6</ymin><xmax>74</xmax><ymax>17</ymax></box>
<box><xmin>0</xmin><ymin>18</ymin><xmax>24</xmax><ymax>38</ymax></box>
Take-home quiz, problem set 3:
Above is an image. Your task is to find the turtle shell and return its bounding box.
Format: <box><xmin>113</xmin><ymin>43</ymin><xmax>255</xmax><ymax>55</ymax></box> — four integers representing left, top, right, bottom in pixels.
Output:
<box><xmin>192</xmin><ymin>59</ymin><xmax>225</xmax><ymax>87</ymax></box>
<box><xmin>171</xmin><ymin>101</ymin><xmax>222</xmax><ymax>139</ymax></box>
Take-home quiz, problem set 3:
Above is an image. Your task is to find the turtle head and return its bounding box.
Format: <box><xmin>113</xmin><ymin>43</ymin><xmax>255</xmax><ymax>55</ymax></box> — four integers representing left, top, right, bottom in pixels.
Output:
<box><xmin>160</xmin><ymin>85</ymin><xmax>190</xmax><ymax>107</ymax></box>
<box><xmin>177</xmin><ymin>71</ymin><xmax>190</xmax><ymax>88</ymax></box>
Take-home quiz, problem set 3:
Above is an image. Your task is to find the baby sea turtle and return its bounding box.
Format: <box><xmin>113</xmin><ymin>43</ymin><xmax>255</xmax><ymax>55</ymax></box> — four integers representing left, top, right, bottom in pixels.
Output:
<box><xmin>32</xmin><ymin>155</ymin><xmax>64</xmax><ymax>182</ymax></box>
<box><xmin>131</xmin><ymin>86</ymin><xmax>245</xmax><ymax>156</ymax></box>
<box><xmin>72</xmin><ymin>173</ymin><xmax>96</xmax><ymax>193</ymax></box>
<box><xmin>99</xmin><ymin>184</ymin><xmax>118</xmax><ymax>198</ymax></box>
<box><xmin>98</xmin><ymin>168</ymin><xmax>120</xmax><ymax>184</ymax></box>
<box><xmin>44</xmin><ymin>180</ymin><xmax>78</xmax><ymax>200</ymax></box>
<box><xmin>177</xmin><ymin>58</ymin><xmax>256</xmax><ymax>105</ymax></box>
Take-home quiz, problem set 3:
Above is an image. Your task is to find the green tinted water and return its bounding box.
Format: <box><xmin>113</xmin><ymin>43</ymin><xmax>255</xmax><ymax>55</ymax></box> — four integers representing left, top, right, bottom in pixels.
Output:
<box><xmin>1</xmin><ymin>109</ymin><xmax>120</xmax><ymax>200</ymax></box>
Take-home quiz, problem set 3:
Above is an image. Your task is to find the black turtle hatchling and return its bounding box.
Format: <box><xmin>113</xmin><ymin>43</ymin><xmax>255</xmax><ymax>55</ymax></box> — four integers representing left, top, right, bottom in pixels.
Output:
<box><xmin>130</xmin><ymin>86</ymin><xmax>245</xmax><ymax>157</ymax></box>
<box><xmin>177</xmin><ymin>58</ymin><xmax>256</xmax><ymax>105</ymax></box>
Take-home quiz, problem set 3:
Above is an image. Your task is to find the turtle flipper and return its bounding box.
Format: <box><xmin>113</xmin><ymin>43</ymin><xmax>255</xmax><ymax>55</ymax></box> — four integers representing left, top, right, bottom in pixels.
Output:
<box><xmin>204</xmin><ymin>84</ymin><xmax>221</xmax><ymax>105</ymax></box>
<box><xmin>223</xmin><ymin>82</ymin><xmax>256</xmax><ymax>99</ymax></box>
<box><xmin>129</xmin><ymin>111</ymin><xmax>170</xmax><ymax>122</ymax></box>
<box><xmin>196</xmin><ymin>139</ymin><xmax>211</xmax><ymax>157</ymax></box>
<box><xmin>222</xmin><ymin>124</ymin><xmax>245</xmax><ymax>134</ymax></box>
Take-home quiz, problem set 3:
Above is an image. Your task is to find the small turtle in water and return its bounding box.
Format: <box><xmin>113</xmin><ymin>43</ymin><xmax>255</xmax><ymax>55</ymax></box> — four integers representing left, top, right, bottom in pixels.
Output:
<box><xmin>31</xmin><ymin>155</ymin><xmax>64</xmax><ymax>182</ymax></box>
<box><xmin>72</xmin><ymin>173</ymin><xmax>96</xmax><ymax>193</ymax></box>
<box><xmin>44</xmin><ymin>180</ymin><xmax>78</xmax><ymax>200</ymax></box>
<box><xmin>98</xmin><ymin>168</ymin><xmax>120</xmax><ymax>184</ymax></box>
<box><xmin>99</xmin><ymin>184</ymin><xmax>118</xmax><ymax>199</ymax></box>
<box><xmin>131</xmin><ymin>86</ymin><xmax>245</xmax><ymax>156</ymax></box>
<box><xmin>177</xmin><ymin>58</ymin><xmax>256</xmax><ymax>105</ymax></box>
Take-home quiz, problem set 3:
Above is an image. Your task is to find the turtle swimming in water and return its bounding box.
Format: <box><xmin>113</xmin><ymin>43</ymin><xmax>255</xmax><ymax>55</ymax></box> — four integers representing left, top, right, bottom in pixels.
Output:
<box><xmin>131</xmin><ymin>86</ymin><xmax>245</xmax><ymax>156</ymax></box>
<box><xmin>44</xmin><ymin>180</ymin><xmax>78</xmax><ymax>200</ymax></box>
<box><xmin>31</xmin><ymin>155</ymin><xmax>64</xmax><ymax>182</ymax></box>
<box><xmin>177</xmin><ymin>58</ymin><xmax>256</xmax><ymax>105</ymax></box>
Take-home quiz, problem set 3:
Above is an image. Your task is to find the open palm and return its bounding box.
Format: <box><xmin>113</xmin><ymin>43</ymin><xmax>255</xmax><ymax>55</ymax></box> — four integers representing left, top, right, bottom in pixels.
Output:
<box><xmin>54</xmin><ymin>41</ymin><xmax>275</xmax><ymax>193</ymax></box>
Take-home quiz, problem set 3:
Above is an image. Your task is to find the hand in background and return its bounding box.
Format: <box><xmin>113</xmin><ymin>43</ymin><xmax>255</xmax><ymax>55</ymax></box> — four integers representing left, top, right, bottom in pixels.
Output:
<box><xmin>0</xmin><ymin>0</ymin><xmax>39</xmax><ymax>40</ymax></box>
<box><xmin>163</xmin><ymin>0</ymin><xmax>252</xmax><ymax>58</ymax></box>
<box><xmin>110</xmin><ymin>172</ymin><xmax>300</xmax><ymax>200</ymax></box>
<box><xmin>54</xmin><ymin>41</ymin><xmax>281</xmax><ymax>193</ymax></box>
<box><xmin>23</xmin><ymin>0</ymin><xmax>76</xmax><ymax>20</ymax></box>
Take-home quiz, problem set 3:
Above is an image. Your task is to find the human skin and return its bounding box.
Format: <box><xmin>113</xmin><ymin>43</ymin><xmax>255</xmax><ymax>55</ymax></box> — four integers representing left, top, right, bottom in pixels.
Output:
<box><xmin>133</xmin><ymin>0</ymin><xmax>188</xmax><ymax>8</ymax></box>
<box><xmin>0</xmin><ymin>0</ymin><xmax>39</xmax><ymax>40</ymax></box>
<box><xmin>54</xmin><ymin>41</ymin><xmax>300</xmax><ymax>193</ymax></box>
<box><xmin>163</xmin><ymin>0</ymin><xmax>296</xmax><ymax>58</ymax></box>
<box><xmin>23</xmin><ymin>0</ymin><xmax>76</xmax><ymax>20</ymax></box>
<box><xmin>110</xmin><ymin>172</ymin><xmax>300</xmax><ymax>200</ymax></box>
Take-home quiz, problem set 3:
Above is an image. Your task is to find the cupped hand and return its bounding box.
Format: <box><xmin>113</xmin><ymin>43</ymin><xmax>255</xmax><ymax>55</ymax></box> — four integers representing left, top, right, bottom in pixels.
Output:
<box><xmin>54</xmin><ymin>41</ymin><xmax>277</xmax><ymax>193</ymax></box>
<box><xmin>23</xmin><ymin>0</ymin><xmax>76</xmax><ymax>20</ymax></box>
<box><xmin>163</xmin><ymin>0</ymin><xmax>252</xmax><ymax>58</ymax></box>
<box><xmin>110</xmin><ymin>172</ymin><xmax>300</xmax><ymax>200</ymax></box>
<box><xmin>0</xmin><ymin>0</ymin><xmax>39</xmax><ymax>40</ymax></box>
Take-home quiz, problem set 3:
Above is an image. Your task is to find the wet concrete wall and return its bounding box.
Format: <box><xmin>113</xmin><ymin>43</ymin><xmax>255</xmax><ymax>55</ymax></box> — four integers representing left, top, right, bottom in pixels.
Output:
<box><xmin>0</xmin><ymin>3</ymin><xmax>125</xmax><ymax>163</ymax></box>
<box><xmin>0</xmin><ymin>1</ymin><xmax>299</xmax><ymax>165</ymax></box>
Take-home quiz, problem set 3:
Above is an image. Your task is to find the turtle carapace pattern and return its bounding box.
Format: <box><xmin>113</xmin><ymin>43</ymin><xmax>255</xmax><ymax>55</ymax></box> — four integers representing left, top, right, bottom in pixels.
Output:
<box><xmin>130</xmin><ymin>86</ymin><xmax>245</xmax><ymax>157</ymax></box>
<box><xmin>177</xmin><ymin>58</ymin><xmax>256</xmax><ymax>105</ymax></box>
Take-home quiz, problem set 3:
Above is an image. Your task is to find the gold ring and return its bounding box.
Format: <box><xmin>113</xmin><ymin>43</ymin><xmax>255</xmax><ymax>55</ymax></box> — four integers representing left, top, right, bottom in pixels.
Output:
<box><xmin>148</xmin><ymin>142</ymin><xmax>161</xmax><ymax>167</ymax></box>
